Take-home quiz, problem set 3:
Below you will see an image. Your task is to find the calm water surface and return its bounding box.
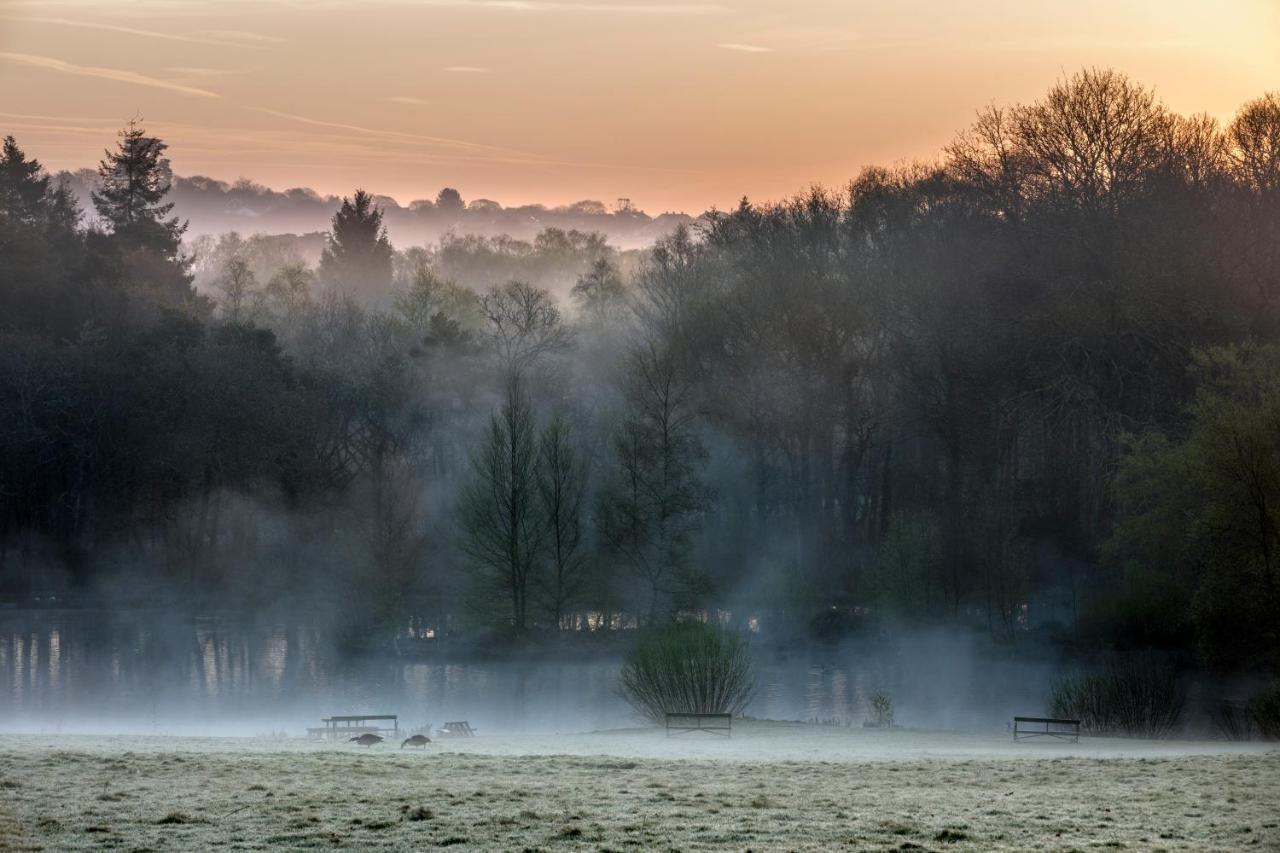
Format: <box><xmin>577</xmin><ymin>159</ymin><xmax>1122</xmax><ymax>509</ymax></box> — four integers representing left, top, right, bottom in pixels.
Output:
<box><xmin>0</xmin><ymin>610</ymin><xmax>1056</xmax><ymax>735</ymax></box>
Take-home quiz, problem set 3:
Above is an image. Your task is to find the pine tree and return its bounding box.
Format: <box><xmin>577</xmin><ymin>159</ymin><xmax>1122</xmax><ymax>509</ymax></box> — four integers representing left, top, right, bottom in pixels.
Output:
<box><xmin>92</xmin><ymin>120</ymin><xmax>186</xmax><ymax>259</ymax></box>
<box><xmin>0</xmin><ymin>135</ymin><xmax>50</xmax><ymax>225</ymax></box>
<box><xmin>91</xmin><ymin>121</ymin><xmax>199</xmax><ymax>317</ymax></box>
<box><xmin>318</xmin><ymin>189</ymin><xmax>394</xmax><ymax>294</ymax></box>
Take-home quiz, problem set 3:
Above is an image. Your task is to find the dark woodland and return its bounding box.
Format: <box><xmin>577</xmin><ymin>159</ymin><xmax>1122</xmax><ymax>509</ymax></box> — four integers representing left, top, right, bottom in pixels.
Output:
<box><xmin>3</xmin><ymin>69</ymin><xmax>1280</xmax><ymax>676</ymax></box>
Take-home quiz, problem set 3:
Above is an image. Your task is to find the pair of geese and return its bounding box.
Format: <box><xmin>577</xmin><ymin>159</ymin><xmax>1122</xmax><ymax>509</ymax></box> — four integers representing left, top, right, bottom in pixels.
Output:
<box><xmin>348</xmin><ymin>733</ymin><xmax>431</xmax><ymax>748</ymax></box>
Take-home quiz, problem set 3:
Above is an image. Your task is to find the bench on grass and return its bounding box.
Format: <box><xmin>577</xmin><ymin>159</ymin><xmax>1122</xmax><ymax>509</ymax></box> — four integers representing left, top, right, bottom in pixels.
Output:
<box><xmin>1013</xmin><ymin>716</ymin><xmax>1080</xmax><ymax>742</ymax></box>
<box><xmin>309</xmin><ymin>714</ymin><xmax>399</xmax><ymax>740</ymax></box>
<box><xmin>665</xmin><ymin>712</ymin><xmax>732</xmax><ymax>738</ymax></box>
<box><xmin>436</xmin><ymin>721</ymin><xmax>476</xmax><ymax>737</ymax></box>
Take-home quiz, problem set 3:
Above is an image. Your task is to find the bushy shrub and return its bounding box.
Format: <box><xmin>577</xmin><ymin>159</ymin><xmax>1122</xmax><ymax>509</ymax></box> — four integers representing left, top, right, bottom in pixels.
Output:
<box><xmin>1209</xmin><ymin>702</ymin><xmax>1254</xmax><ymax>741</ymax></box>
<box><xmin>618</xmin><ymin>621</ymin><xmax>755</xmax><ymax>723</ymax></box>
<box><xmin>868</xmin><ymin>691</ymin><xmax>894</xmax><ymax>728</ymax></box>
<box><xmin>1048</xmin><ymin>654</ymin><xmax>1185</xmax><ymax>738</ymax></box>
<box><xmin>1247</xmin><ymin>682</ymin><xmax>1280</xmax><ymax>740</ymax></box>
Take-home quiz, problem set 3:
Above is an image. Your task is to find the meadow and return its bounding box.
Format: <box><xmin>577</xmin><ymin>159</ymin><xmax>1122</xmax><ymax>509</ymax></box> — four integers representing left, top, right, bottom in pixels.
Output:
<box><xmin>1</xmin><ymin>722</ymin><xmax>1276</xmax><ymax>851</ymax></box>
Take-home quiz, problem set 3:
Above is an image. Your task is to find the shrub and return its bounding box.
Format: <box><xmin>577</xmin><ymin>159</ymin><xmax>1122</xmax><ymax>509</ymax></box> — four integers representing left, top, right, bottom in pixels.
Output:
<box><xmin>1209</xmin><ymin>701</ymin><xmax>1254</xmax><ymax>741</ymax></box>
<box><xmin>618</xmin><ymin>621</ymin><xmax>755</xmax><ymax>723</ymax></box>
<box><xmin>868</xmin><ymin>691</ymin><xmax>894</xmax><ymax>728</ymax></box>
<box><xmin>1248</xmin><ymin>682</ymin><xmax>1280</xmax><ymax>740</ymax></box>
<box><xmin>1048</xmin><ymin>654</ymin><xmax>1185</xmax><ymax>738</ymax></box>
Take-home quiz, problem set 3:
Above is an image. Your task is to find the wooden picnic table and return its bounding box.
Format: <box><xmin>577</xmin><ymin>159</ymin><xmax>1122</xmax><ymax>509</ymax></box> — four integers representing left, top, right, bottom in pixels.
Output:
<box><xmin>309</xmin><ymin>715</ymin><xmax>399</xmax><ymax>740</ymax></box>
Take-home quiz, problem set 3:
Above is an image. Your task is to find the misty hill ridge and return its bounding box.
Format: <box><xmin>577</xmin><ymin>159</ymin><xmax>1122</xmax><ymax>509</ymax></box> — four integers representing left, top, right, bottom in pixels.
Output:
<box><xmin>54</xmin><ymin>169</ymin><xmax>698</xmax><ymax>248</ymax></box>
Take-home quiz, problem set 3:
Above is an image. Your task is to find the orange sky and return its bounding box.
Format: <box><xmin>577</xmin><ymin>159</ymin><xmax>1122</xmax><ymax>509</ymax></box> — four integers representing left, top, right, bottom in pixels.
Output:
<box><xmin>1</xmin><ymin>0</ymin><xmax>1277</xmax><ymax>213</ymax></box>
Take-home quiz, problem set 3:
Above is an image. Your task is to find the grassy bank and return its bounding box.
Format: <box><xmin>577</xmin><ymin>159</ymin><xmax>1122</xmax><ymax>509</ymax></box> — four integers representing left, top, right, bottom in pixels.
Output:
<box><xmin>1</xmin><ymin>724</ymin><xmax>1276</xmax><ymax>851</ymax></box>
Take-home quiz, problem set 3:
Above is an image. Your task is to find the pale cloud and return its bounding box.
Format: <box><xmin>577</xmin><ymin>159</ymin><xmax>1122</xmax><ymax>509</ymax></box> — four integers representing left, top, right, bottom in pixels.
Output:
<box><xmin>0</xmin><ymin>52</ymin><xmax>221</xmax><ymax>98</ymax></box>
<box><xmin>0</xmin><ymin>0</ymin><xmax>725</xmax><ymax>8</ymax></box>
<box><xmin>716</xmin><ymin>43</ymin><xmax>773</xmax><ymax>53</ymax></box>
<box><xmin>743</xmin><ymin>24</ymin><xmax>861</xmax><ymax>52</ymax></box>
<box><xmin>394</xmin><ymin>1</ymin><xmax>726</xmax><ymax>13</ymax></box>
<box><xmin>6</xmin><ymin>17</ymin><xmax>271</xmax><ymax>49</ymax></box>
<box><xmin>443</xmin><ymin>65</ymin><xmax>491</xmax><ymax>73</ymax></box>
<box><xmin>246</xmin><ymin>106</ymin><xmax>548</xmax><ymax>163</ymax></box>
<box><xmin>166</xmin><ymin>67</ymin><xmax>241</xmax><ymax>77</ymax></box>
<box><xmin>195</xmin><ymin>30</ymin><xmax>286</xmax><ymax>45</ymax></box>
<box><xmin>385</xmin><ymin>95</ymin><xmax>431</xmax><ymax>105</ymax></box>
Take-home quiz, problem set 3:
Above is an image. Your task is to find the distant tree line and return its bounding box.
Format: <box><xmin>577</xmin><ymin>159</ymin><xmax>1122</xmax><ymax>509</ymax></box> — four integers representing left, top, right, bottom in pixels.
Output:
<box><xmin>2</xmin><ymin>70</ymin><xmax>1279</xmax><ymax>671</ymax></box>
<box><xmin>53</xmin><ymin>168</ymin><xmax>693</xmax><ymax>249</ymax></box>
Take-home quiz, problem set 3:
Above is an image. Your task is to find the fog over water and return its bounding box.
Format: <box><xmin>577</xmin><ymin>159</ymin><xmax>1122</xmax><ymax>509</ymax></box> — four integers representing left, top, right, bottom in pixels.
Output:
<box><xmin>1</xmin><ymin>611</ymin><xmax>1064</xmax><ymax>737</ymax></box>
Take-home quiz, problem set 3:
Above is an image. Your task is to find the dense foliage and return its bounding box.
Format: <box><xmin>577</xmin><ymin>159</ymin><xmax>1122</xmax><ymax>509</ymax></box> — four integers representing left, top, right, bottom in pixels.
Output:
<box><xmin>1048</xmin><ymin>655</ymin><xmax>1186</xmax><ymax>738</ymax></box>
<box><xmin>2</xmin><ymin>71</ymin><xmax>1280</xmax><ymax>670</ymax></box>
<box><xmin>618</xmin><ymin>621</ymin><xmax>756</xmax><ymax>722</ymax></box>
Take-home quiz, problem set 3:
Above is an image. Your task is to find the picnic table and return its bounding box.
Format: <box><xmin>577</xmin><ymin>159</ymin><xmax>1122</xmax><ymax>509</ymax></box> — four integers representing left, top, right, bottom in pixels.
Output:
<box><xmin>1012</xmin><ymin>716</ymin><xmax>1080</xmax><ymax>742</ymax></box>
<box><xmin>308</xmin><ymin>715</ymin><xmax>399</xmax><ymax>740</ymax></box>
<box><xmin>665</xmin><ymin>712</ymin><xmax>732</xmax><ymax>737</ymax></box>
<box><xmin>436</xmin><ymin>721</ymin><xmax>476</xmax><ymax>737</ymax></box>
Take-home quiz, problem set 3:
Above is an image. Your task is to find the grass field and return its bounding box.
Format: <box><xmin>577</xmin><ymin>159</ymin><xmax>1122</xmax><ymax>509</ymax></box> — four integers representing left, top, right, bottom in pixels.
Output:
<box><xmin>1</xmin><ymin>722</ymin><xmax>1277</xmax><ymax>851</ymax></box>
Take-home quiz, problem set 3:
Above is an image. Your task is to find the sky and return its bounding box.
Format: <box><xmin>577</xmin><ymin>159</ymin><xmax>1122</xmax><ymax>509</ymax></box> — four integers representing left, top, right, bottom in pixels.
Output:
<box><xmin>0</xmin><ymin>0</ymin><xmax>1277</xmax><ymax>214</ymax></box>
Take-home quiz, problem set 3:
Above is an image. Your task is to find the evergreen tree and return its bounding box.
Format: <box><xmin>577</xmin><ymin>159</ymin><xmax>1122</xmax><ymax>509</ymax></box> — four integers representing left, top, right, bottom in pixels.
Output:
<box><xmin>0</xmin><ymin>135</ymin><xmax>50</xmax><ymax>225</ymax></box>
<box><xmin>92</xmin><ymin>120</ymin><xmax>186</xmax><ymax>259</ymax></box>
<box><xmin>318</xmin><ymin>189</ymin><xmax>394</xmax><ymax>294</ymax></box>
<box><xmin>0</xmin><ymin>135</ymin><xmax>85</xmax><ymax>334</ymax></box>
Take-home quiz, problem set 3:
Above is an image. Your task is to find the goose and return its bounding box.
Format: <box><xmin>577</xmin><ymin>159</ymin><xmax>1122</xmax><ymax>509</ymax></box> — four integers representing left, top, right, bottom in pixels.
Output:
<box><xmin>348</xmin><ymin>733</ymin><xmax>384</xmax><ymax>747</ymax></box>
<box><xmin>401</xmin><ymin>734</ymin><xmax>432</xmax><ymax>749</ymax></box>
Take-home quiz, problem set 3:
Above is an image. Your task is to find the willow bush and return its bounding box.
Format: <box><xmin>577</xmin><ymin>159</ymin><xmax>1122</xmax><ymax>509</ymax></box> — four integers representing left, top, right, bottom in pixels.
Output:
<box><xmin>1248</xmin><ymin>682</ymin><xmax>1280</xmax><ymax>740</ymax></box>
<box><xmin>619</xmin><ymin>621</ymin><xmax>755</xmax><ymax>723</ymax></box>
<box><xmin>1049</xmin><ymin>654</ymin><xmax>1186</xmax><ymax>738</ymax></box>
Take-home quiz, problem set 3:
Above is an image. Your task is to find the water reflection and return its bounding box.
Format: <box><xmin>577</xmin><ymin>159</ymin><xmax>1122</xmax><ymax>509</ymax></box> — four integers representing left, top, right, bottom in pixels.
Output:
<box><xmin>0</xmin><ymin>611</ymin><xmax>1055</xmax><ymax>735</ymax></box>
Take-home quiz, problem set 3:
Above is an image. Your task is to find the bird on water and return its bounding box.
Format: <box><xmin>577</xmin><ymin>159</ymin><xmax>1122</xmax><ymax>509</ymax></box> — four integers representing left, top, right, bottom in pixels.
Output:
<box><xmin>401</xmin><ymin>734</ymin><xmax>431</xmax><ymax>749</ymax></box>
<box><xmin>348</xmin><ymin>733</ymin><xmax>384</xmax><ymax>747</ymax></box>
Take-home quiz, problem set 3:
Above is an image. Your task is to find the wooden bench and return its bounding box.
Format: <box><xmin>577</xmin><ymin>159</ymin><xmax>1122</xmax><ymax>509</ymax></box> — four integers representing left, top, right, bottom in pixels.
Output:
<box><xmin>436</xmin><ymin>721</ymin><xmax>476</xmax><ymax>737</ymax></box>
<box><xmin>1013</xmin><ymin>716</ymin><xmax>1080</xmax><ymax>742</ymax></box>
<box><xmin>665</xmin><ymin>712</ymin><xmax>732</xmax><ymax>737</ymax></box>
<box><xmin>310</xmin><ymin>715</ymin><xmax>399</xmax><ymax>740</ymax></box>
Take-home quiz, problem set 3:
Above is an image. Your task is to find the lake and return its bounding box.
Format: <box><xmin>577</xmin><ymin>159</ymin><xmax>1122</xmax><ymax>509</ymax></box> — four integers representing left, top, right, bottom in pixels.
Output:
<box><xmin>1</xmin><ymin>609</ymin><xmax>1061</xmax><ymax>736</ymax></box>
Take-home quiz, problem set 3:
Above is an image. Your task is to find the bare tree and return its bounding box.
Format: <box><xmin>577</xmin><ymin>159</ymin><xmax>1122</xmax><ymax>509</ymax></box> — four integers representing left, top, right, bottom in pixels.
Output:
<box><xmin>480</xmin><ymin>280</ymin><xmax>569</xmax><ymax>372</ymax></box>
<box><xmin>459</xmin><ymin>377</ymin><xmax>543</xmax><ymax>632</ymax></box>
<box><xmin>536</xmin><ymin>414</ymin><xmax>588</xmax><ymax>627</ymax></box>
<box><xmin>599</xmin><ymin>343</ymin><xmax>709</xmax><ymax>624</ymax></box>
<box><xmin>216</xmin><ymin>256</ymin><xmax>260</xmax><ymax>323</ymax></box>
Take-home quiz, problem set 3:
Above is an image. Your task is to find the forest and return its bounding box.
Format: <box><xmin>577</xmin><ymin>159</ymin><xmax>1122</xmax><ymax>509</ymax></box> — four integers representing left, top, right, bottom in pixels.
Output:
<box><xmin>2</xmin><ymin>68</ymin><xmax>1279</xmax><ymax>674</ymax></box>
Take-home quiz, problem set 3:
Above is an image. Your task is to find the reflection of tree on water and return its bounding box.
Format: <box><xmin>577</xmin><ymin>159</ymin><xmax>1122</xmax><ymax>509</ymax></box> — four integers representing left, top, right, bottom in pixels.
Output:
<box><xmin>3</xmin><ymin>611</ymin><xmax>1066</xmax><ymax>734</ymax></box>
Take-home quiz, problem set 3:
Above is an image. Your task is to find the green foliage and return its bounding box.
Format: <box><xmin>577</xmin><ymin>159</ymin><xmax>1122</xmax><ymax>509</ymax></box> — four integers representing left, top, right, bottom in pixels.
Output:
<box><xmin>1048</xmin><ymin>655</ymin><xmax>1186</xmax><ymax>738</ymax></box>
<box><xmin>864</xmin><ymin>513</ymin><xmax>943</xmax><ymax>622</ymax></box>
<box><xmin>618</xmin><ymin>621</ymin><xmax>755</xmax><ymax>723</ymax></box>
<box><xmin>1247</xmin><ymin>682</ymin><xmax>1280</xmax><ymax>740</ymax></box>
<box><xmin>1109</xmin><ymin>344</ymin><xmax>1280</xmax><ymax>669</ymax></box>
<box><xmin>1078</xmin><ymin>565</ymin><xmax>1195</xmax><ymax>652</ymax></box>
